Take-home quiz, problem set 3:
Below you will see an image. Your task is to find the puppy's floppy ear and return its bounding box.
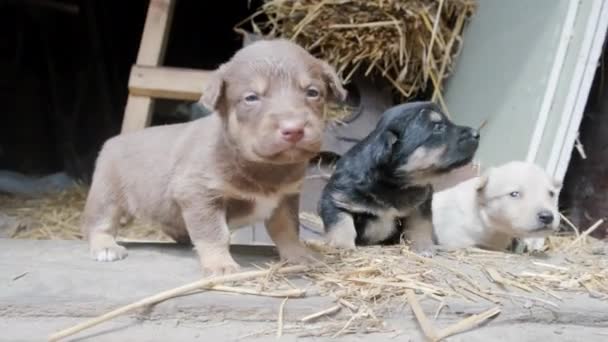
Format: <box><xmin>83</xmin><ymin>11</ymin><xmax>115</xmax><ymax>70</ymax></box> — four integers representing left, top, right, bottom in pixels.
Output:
<box><xmin>552</xmin><ymin>177</ymin><xmax>563</xmax><ymax>190</ymax></box>
<box><xmin>198</xmin><ymin>63</ymin><xmax>228</xmax><ymax>114</ymax></box>
<box><xmin>319</xmin><ymin>60</ymin><xmax>347</xmax><ymax>102</ymax></box>
<box><xmin>474</xmin><ymin>172</ymin><xmax>489</xmax><ymax>205</ymax></box>
<box><xmin>372</xmin><ymin>129</ymin><xmax>398</xmax><ymax>166</ymax></box>
<box><xmin>476</xmin><ymin>172</ymin><xmax>489</xmax><ymax>192</ymax></box>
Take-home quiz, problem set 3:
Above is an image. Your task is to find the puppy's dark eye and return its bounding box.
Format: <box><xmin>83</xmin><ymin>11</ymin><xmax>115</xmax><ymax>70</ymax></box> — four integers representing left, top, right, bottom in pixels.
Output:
<box><xmin>306</xmin><ymin>87</ymin><xmax>320</xmax><ymax>99</ymax></box>
<box><xmin>433</xmin><ymin>122</ymin><xmax>446</xmax><ymax>133</ymax></box>
<box><xmin>549</xmin><ymin>190</ymin><xmax>555</xmax><ymax>198</ymax></box>
<box><xmin>509</xmin><ymin>191</ymin><xmax>521</xmax><ymax>198</ymax></box>
<box><xmin>244</xmin><ymin>93</ymin><xmax>260</xmax><ymax>103</ymax></box>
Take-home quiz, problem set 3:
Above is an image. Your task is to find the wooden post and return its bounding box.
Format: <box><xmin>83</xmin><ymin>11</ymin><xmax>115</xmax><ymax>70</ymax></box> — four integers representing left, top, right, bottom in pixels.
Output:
<box><xmin>121</xmin><ymin>0</ymin><xmax>176</xmax><ymax>134</ymax></box>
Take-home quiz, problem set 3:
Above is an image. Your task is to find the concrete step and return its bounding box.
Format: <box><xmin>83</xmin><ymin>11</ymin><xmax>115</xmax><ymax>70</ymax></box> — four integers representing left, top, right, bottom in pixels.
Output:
<box><xmin>1</xmin><ymin>239</ymin><xmax>607</xmax><ymax>341</ymax></box>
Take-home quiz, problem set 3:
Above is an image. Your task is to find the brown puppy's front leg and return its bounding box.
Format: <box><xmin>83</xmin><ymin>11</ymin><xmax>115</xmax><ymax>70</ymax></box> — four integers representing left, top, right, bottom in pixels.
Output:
<box><xmin>82</xmin><ymin>173</ymin><xmax>127</xmax><ymax>262</ymax></box>
<box><xmin>179</xmin><ymin>195</ymin><xmax>239</xmax><ymax>276</ymax></box>
<box><xmin>407</xmin><ymin>196</ymin><xmax>436</xmax><ymax>258</ymax></box>
<box><xmin>265</xmin><ymin>194</ymin><xmax>320</xmax><ymax>264</ymax></box>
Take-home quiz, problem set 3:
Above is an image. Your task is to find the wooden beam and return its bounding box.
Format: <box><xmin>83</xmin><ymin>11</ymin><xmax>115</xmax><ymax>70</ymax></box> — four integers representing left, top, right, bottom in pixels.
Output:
<box><xmin>128</xmin><ymin>65</ymin><xmax>211</xmax><ymax>101</ymax></box>
<box><xmin>121</xmin><ymin>96</ymin><xmax>155</xmax><ymax>132</ymax></box>
<box><xmin>121</xmin><ymin>0</ymin><xmax>176</xmax><ymax>134</ymax></box>
<box><xmin>135</xmin><ymin>0</ymin><xmax>175</xmax><ymax>65</ymax></box>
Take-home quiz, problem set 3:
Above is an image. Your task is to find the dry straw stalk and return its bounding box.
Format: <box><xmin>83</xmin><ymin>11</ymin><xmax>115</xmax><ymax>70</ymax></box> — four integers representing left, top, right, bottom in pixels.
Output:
<box><xmin>48</xmin><ymin>265</ymin><xmax>309</xmax><ymax>341</ymax></box>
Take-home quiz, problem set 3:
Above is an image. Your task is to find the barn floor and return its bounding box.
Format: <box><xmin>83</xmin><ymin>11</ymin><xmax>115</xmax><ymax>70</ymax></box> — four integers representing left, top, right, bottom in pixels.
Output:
<box><xmin>1</xmin><ymin>239</ymin><xmax>608</xmax><ymax>341</ymax></box>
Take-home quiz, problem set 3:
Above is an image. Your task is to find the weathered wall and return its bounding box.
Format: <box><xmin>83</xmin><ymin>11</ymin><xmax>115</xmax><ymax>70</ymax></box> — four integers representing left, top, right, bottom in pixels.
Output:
<box><xmin>443</xmin><ymin>0</ymin><xmax>571</xmax><ymax>166</ymax></box>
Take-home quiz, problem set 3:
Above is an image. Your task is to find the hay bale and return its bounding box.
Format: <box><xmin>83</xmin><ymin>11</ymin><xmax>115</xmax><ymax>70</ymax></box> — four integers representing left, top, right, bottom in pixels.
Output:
<box><xmin>239</xmin><ymin>0</ymin><xmax>477</xmax><ymax>109</ymax></box>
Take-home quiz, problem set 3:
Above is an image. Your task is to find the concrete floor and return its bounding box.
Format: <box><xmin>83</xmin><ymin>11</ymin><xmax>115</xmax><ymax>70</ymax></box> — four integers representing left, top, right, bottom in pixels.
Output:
<box><xmin>1</xmin><ymin>239</ymin><xmax>607</xmax><ymax>341</ymax></box>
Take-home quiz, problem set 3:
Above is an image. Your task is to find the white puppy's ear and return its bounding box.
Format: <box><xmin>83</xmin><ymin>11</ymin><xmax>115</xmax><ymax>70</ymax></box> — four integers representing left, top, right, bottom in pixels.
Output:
<box><xmin>199</xmin><ymin>63</ymin><xmax>228</xmax><ymax>114</ymax></box>
<box><xmin>475</xmin><ymin>173</ymin><xmax>489</xmax><ymax>204</ymax></box>
<box><xmin>552</xmin><ymin>177</ymin><xmax>563</xmax><ymax>190</ymax></box>
<box><xmin>476</xmin><ymin>173</ymin><xmax>489</xmax><ymax>192</ymax></box>
<box><xmin>319</xmin><ymin>60</ymin><xmax>348</xmax><ymax>102</ymax></box>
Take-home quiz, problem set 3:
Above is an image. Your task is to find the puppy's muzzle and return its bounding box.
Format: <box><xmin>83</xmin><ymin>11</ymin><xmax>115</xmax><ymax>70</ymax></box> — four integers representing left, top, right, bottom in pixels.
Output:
<box><xmin>537</xmin><ymin>210</ymin><xmax>554</xmax><ymax>225</ymax></box>
<box><xmin>279</xmin><ymin>119</ymin><xmax>306</xmax><ymax>144</ymax></box>
<box><xmin>458</xmin><ymin>127</ymin><xmax>480</xmax><ymax>153</ymax></box>
<box><xmin>531</xmin><ymin>210</ymin><xmax>559</xmax><ymax>233</ymax></box>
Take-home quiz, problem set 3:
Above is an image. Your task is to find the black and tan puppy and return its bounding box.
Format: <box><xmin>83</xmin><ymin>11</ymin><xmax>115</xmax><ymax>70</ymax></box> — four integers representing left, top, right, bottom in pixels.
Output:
<box><xmin>318</xmin><ymin>101</ymin><xmax>480</xmax><ymax>256</ymax></box>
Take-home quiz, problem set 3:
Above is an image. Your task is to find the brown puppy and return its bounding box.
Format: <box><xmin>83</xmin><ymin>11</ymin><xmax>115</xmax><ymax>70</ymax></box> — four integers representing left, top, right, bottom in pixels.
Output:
<box><xmin>82</xmin><ymin>39</ymin><xmax>346</xmax><ymax>275</ymax></box>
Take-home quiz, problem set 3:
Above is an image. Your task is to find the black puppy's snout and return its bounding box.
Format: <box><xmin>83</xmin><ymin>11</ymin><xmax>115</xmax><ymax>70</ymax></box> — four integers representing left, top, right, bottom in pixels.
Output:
<box><xmin>537</xmin><ymin>210</ymin><xmax>554</xmax><ymax>225</ymax></box>
<box><xmin>469</xmin><ymin>128</ymin><xmax>480</xmax><ymax>140</ymax></box>
<box><xmin>457</xmin><ymin>128</ymin><xmax>480</xmax><ymax>156</ymax></box>
<box><xmin>460</xmin><ymin>127</ymin><xmax>479</xmax><ymax>140</ymax></box>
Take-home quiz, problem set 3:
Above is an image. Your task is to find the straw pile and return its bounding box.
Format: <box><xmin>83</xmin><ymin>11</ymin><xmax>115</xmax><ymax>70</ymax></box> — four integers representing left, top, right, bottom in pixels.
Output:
<box><xmin>239</xmin><ymin>0</ymin><xmax>477</xmax><ymax>110</ymax></box>
<box><xmin>0</xmin><ymin>186</ymin><xmax>170</xmax><ymax>241</ymax></box>
<box><xmin>233</xmin><ymin>230</ymin><xmax>608</xmax><ymax>338</ymax></box>
<box><xmin>224</xmin><ymin>232</ymin><xmax>608</xmax><ymax>338</ymax></box>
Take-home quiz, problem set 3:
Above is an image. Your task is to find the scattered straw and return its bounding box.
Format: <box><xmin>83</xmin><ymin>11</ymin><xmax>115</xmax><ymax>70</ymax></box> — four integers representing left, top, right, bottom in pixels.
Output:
<box><xmin>406</xmin><ymin>288</ymin><xmax>500</xmax><ymax>342</ymax></box>
<box><xmin>487</xmin><ymin>291</ymin><xmax>559</xmax><ymax>309</ymax></box>
<box><xmin>301</xmin><ymin>304</ymin><xmax>341</xmax><ymax>323</ymax></box>
<box><xmin>574</xmin><ymin>133</ymin><xmax>587</xmax><ymax>159</ymax></box>
<box><xmin>406</xmin><ymin>289</ymin><xmax>439</xmax><ymax>340</ymax></box>
<box><xmin>277</xmin><ymin>297</ymin><xmax>289</xmax><ymax>338</ymax></box>
<box><xmin>485</xmin><ymin>267</ymin><xmax>533</xmax><ymax>292</ymax></box>
<box><xmin>433</xmin><ymin>301</ymin><xmax>447</xmax><ymax>320</ymax></box>
<box><xmin>338</xmin><ymin>298</ymin><xmax>359</xmax><ymax>312</ymax></box>
<box><xmin>1</xmin><ymin>185</ymin><xmax>170</xmax><ymax>241</ymax></box>
<box><xmin>435</xmin><ymin>306</ymin><xmax>500</xmax><ymax>341</ymax></box>
<box><xmin>332</xmin><ymin>309</ymin><xmax>362</xmax><ymax>338</ymax></box>
<box><xmin>563</xmin><ymin>218</ymin><xmax>606</xmax><ymax>252</ymax></box>
<box><xmin>303</xmin><ymin>236</ymin><xmax>607</xmax><ymax>319</ymax></box>
<box><xmin>208</xmin><ymin>285</ymin><xmax>306</xmax><ymax>298</ymax></box>
<box><xmin>532</xmin><ymin>261</ymin><xmax>569</xmax><ymax>272</ymax></box>
<box><xmin>560</xmin><ymin>213</ymin><xmax>581</xmax><ymax>237</ymax></box>
<box><xmin>49</xmin><ymin>265</ymin><xmax>309</xmax><ymax>341</ymax></box>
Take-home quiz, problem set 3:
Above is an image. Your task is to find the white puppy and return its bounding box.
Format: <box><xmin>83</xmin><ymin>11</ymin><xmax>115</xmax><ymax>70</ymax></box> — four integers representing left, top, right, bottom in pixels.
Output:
<box><xmin>432</xmin><ymin>161</ymin><xmax>562</xmax><ymax>251</ymax></box>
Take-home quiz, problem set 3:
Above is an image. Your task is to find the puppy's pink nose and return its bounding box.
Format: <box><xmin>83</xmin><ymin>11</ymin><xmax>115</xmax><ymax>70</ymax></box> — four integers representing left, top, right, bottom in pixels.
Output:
<box><xmin>280</xmin><ymin>121</ymin><xmax>305</xmax><ymax>143</ymax></box>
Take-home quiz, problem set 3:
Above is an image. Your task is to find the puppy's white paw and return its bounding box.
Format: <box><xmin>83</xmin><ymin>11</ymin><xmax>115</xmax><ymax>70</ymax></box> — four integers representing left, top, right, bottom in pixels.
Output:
<box><xmin>411</xmin><ymin>243</ymin><xmax>435</xmax><ymax>258</ymax></box>
<box><xmin>201</xmin><ymin>257</ymin><xmax>240</xmax><ymax>277</ymax></box>
<box><xmin>326</xmin><ymin>227</ymin><xmax>357</xmax><ymax>250</ymax></box>
<box><xmin>523</xmin><ymin>237</ymin><xmax>547</xmax><ymax>252</ymax></box>
<box><xmin>91</xmin><ymin>244</ymin><xmax>128</xmax><ymax>262</ymax></box>
<box><xmin>327</xmin><ymin>235</ymin><xmax>356</xmax><ymax>250</ymax></box>
<box><xmin>280</xmin><ymin>243</ymin><xmax>321</xmax><ymax>265</ymax></box>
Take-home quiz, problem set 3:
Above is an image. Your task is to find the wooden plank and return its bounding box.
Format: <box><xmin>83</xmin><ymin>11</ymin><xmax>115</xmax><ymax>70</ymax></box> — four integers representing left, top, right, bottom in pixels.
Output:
<box><xmin>121</xmin><ymin>0</ymin><xmax>176</xmax><ymax>134</ymax></box>
<box><xmin>121</xmin><ymin>96</ymin><xmax>154</xmax><ymax>132</ymax></box>
<box><xmin>135</xmin><ymin>0</ymin><xmax>175</xmax><ymax>65</ymax></box>
<box><xmin>128</xmin><ymin>65</ymin><xmax>211</xmax><ymax>101</ymax></box>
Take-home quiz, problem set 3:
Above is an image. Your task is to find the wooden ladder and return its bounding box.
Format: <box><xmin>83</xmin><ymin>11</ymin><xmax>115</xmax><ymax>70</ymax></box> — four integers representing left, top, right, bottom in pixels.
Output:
<box><xmin>121</xmin><ymin>0</ymin><xmax>211</xmax><ymax>133</ymax></box>
<box><xmin>120</xmin><ymin>0</ymin><xmax>278</xmax><ymax>245</ymax></box>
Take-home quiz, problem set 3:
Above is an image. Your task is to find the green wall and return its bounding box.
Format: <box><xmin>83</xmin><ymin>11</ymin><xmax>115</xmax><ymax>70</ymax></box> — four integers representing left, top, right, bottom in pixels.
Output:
<box><xmin>443</xmin><ymin>0</ymin><xmax>572</xmax><ymax>167</ymax></box>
